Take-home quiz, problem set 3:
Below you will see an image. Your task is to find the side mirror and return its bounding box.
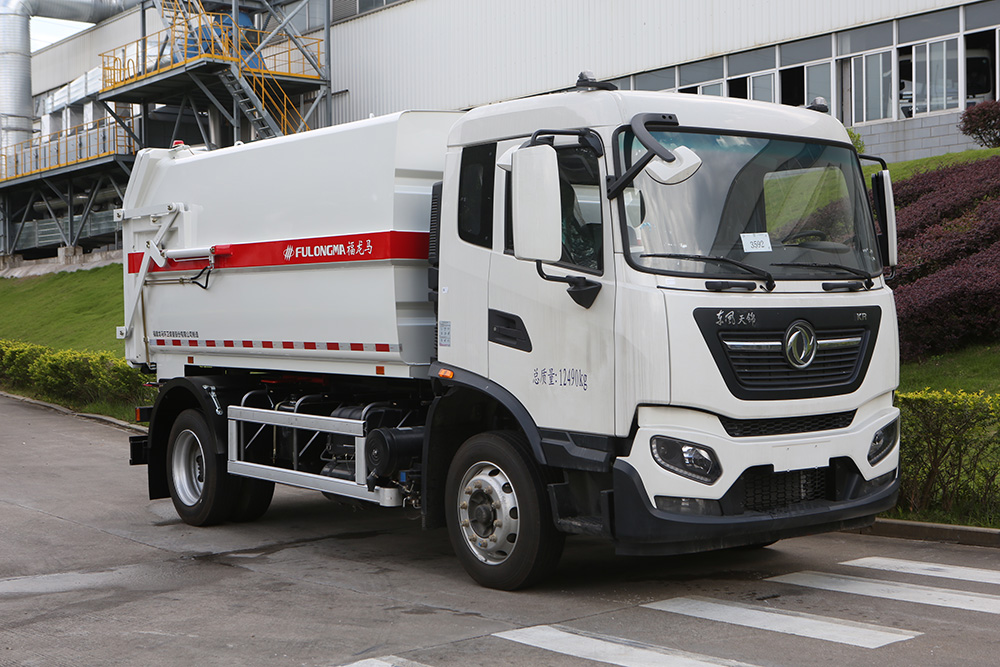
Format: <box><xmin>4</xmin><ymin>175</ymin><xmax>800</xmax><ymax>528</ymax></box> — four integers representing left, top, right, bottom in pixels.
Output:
<box><xmin>871</xmin><ymin>169</ymin><xmax>897</xmax><ymax>268</ymax></box>
<box><xmin>644</xmin><ymin>145</ymin><xmax>702</xmax><ymax>185</ymax></box>
<box><xmin>511</xmin><ymin>144</ymin><xmax>563</xmax><ymax>263</ymax></box>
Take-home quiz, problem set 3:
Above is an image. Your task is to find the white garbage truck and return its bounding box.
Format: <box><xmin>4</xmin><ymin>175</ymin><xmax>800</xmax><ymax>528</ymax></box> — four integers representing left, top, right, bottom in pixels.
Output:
<box><xmin>121</xmin><ymin>76</ymin><xmax>901</xmax><ymax>590</ymax></box>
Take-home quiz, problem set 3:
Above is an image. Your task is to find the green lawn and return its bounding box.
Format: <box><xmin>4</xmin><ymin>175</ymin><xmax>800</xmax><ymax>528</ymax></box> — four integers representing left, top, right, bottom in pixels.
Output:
<box><xmin>899</xmin><ymin>342</ymin><xmax>1000</xmax><ymax>395</ymax></box>
<box><xmin>863</xmin><ymin>146</ymin><xmax>1000</xmax><ymax>181</ymax></box>
<box><xmin>0</xmin><ymin>263</ymin><xmax>123</xmax><ymax>354</ymax></box>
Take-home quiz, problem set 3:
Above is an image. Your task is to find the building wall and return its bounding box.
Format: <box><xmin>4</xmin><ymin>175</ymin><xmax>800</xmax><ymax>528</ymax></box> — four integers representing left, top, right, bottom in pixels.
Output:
<box><xmin>30</xmin><ymin>6</ymin><xmax>159</xmax><ymax>96</ymax></box>
<box><xmin>24</xmin><ymin>0</ymin><xmax>996</xmax><ymax>164</ymax></box>
<box><xmin>325</xmin><ymin>0</ymin><xmax>968</xmax><ymax>123</ymax></box>
<box><xmin>857</xmin><ymin>111</ymin><xmax>983</xmax><ymax>162</ymax></box>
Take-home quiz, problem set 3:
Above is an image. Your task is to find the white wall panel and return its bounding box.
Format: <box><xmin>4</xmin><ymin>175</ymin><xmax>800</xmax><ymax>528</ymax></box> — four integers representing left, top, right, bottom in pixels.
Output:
<box><xmin>327</xmin><ymin>0</ymin><xmax>967</xmax><ymax>122</ymax></box>
<box><xmin>32</xmin><ymin>7</ymin><xmax>153</xmax><ymax>95</ymax></box>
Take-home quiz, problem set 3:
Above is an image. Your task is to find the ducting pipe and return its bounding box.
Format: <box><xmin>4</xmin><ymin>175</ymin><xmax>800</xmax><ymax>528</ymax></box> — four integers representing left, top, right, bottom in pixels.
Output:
<box><xmin>0</xmin><ymin>0</ymin><xmax>143</xmax><ymax>150</ymax></box>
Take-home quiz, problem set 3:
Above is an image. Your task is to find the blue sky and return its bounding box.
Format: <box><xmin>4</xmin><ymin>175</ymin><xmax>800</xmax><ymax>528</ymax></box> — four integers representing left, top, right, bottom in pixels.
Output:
<box><xmin>30</xmin><ymin>17</ymin><xmax>92</xmax><ymax>51</ymax></box>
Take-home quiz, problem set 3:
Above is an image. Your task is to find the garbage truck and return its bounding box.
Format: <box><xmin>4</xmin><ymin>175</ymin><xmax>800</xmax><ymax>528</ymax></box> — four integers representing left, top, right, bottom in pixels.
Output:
<box><xmin>121</xmin><ymin>76</ymin><xmax>901</xmax><ymax>590</ymax></box>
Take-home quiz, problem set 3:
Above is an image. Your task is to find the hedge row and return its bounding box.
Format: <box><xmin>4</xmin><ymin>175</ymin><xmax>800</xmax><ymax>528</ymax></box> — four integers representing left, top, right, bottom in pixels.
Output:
<box><xmin>0</xmin><ymin>340</ymin><xmax>153</xmax><ymax>408</ymax></box>
<box><xmin>897</xmin><ymin>390</ymin><xmax>1000</xmax><ymax>524</ymax></box>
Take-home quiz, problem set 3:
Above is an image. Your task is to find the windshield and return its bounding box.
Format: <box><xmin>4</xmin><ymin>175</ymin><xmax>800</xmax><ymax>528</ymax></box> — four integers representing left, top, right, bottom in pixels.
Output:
<box><xmin>617</xmin><ymin>129</ymin><xmax>882</xmax><ymax>282</ymax></box>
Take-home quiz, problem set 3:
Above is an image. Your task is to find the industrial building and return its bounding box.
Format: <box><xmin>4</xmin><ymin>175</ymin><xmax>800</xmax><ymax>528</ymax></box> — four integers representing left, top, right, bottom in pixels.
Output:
<box><xmin>1</xmin><ymin>0</ymin><xmax>997</xmax><ymax>260</ymax></box>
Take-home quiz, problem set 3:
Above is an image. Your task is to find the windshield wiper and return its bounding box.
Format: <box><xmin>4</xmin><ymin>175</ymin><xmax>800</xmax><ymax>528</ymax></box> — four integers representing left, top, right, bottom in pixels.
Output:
<box><xmin>770</xmin><ymin>262</ymin><xmax>874</xmax><ymax>290</ymax></box>
<box><xmin>641</xmin><ymin>253</ymin><xmax>775</xmax><ymax>291</ymax></box>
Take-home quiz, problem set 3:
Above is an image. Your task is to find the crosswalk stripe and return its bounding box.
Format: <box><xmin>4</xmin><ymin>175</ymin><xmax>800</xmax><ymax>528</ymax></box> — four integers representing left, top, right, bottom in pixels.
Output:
<box><xmin>340</xmin><ymin>656</ymin><xmax>432</xmax><ymax>667</ymax></box>
<box><xmin>494</xmin><ymin>624</ymin><xmax>761</xmax><ymax>667</ymax></box>
<box><xmin>769</xmin><ymin>571</ymin><xmax>1000</xmax><ymax>614</ymax></box>
<box><xmin>842</xmin><ymin>557</ymin><xmax>1000</xmax><ymax>586</ymax></box>
<box><xmin>643</xmin><ymin>596</ymin><xmax>919</xmax><ymax>648</ymax></box>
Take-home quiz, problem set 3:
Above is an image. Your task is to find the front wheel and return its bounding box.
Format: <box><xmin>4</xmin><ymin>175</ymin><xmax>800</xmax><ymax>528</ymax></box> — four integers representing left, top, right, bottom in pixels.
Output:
<box><xmin>167</xmin><ymin>409</ymin><xmax>233</xmax><ymax>526</ymax></box>
<box><xmin>445</xmin><ymin>431</ymin><xmax>564</xmax><ymax>590</ymax></box>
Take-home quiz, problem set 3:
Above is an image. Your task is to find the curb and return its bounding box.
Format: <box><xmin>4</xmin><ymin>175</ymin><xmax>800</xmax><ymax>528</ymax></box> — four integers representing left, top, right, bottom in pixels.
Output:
<box><xmin>0</xmin><ymin>390</ymin><xmax>146</xmax><ymax>434</ymax></box>
<box><xmin>855</xmin><ymin>517</ymin><xmax>1000</xmax><ymax>549</ymax></box>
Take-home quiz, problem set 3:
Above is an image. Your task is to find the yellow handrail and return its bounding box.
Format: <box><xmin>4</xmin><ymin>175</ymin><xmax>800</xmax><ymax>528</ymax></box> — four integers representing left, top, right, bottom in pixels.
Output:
<box><xmin>0</xmin><ymin>112</ymin><xmax>138</xmax><ymax>183</ymax></box>
<box><xmin>100</xmin><ymin>12</ymin><xmax>322</xmax><ymax>93</ymax></box>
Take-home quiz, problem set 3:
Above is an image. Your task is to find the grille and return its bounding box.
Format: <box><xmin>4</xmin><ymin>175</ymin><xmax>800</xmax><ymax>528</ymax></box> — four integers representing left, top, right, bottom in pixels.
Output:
<box><xmin>719</xmin><ymin>410</ymin><xmax>856</xmax><ymax>438</ymax></box>
<box><xmin>720</xmin><ymin>328</ymin><xmax>866</xmax><ymax>390</ymax></box>
<box><xmin>741</xmin><ymin>466</ymin><xmax>830</xmax><ymax>513</ymax></box>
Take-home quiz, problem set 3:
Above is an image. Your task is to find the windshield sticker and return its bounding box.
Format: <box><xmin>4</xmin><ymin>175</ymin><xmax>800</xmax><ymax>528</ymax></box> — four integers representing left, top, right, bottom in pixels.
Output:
<box><xmin>533</xmin><ymin>367</ymin><xmax>588</xmax><ymax>391</ymax></box>
<box><xmin>740</xmin><ymin>233</ymin><xmax>772</xmax><ymax>253</ymax></box>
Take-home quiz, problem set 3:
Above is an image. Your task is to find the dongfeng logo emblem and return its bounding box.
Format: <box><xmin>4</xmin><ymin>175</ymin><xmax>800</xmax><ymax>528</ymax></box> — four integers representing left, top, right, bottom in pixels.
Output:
<box><xmin>784</xmin><ymin>320</ymin><xmax>817</xmax><ymax>369</ymax></box>
<box><xmin>283</xmin><ymin>245</ymin><xmax>294</xmax><ymax>261</ymax></box>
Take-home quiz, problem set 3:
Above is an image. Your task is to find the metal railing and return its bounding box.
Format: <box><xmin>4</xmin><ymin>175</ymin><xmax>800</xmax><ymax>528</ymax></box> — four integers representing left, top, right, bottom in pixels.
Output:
<box><xmin>0</xmin><ymin>113</ymin><xmax>137</xmax><ymax>183</ymax></box>
<box><xmin>99</xmin><ymin>13</ymin><xmax>322</xmax><ymax>91</ymax></box>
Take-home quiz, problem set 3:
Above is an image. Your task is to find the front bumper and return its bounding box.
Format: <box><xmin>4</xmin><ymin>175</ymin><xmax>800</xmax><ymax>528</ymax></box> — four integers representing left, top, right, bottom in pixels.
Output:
<box><xmin>610</xmin><ymin>458</ymin><xmax>899</xmax><ymax>556</ymax></box>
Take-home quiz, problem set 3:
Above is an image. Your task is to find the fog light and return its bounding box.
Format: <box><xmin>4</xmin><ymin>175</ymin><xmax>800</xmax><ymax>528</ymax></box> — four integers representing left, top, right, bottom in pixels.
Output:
<box><xmin>655</xmin><ymin>496</ymin><xmax>723</xmax><ymax>516</ymax></box>
<box><xmin>868</xmin><ymin>419</ymin><xmax>899</xmax><ymax>465</ymax></box>
<box><xmin>651</xmin><ymin>436</ymin><xmax>722</xmax><ymax>484</ymax></box>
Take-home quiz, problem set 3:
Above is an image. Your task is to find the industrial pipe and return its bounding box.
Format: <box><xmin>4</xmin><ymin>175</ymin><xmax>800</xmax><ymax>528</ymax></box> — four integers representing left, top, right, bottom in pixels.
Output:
<box><xmin>0</xmin><ymin>0</ymin><xmax>143</xmax><ymax>150</ymax></box>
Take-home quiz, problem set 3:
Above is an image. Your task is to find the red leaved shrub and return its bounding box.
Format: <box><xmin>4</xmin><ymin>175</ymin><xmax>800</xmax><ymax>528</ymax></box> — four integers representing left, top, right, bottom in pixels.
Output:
<box><xmin>958</xmin><ymin>100</ymin><xmax>1000</xmax><ymax>149</ymax></box>
<box><xmin>894</xmin><ymin>199</ymin><xmax>1000</xmax><ymax>286</ymax></box>
<box><xmin>894</xmin><ymin>156</ymin><xmax>1000</xmax><ymax>240</ymax></box>
<box><xmin>890</xmin><ymin>156</ymin><xmax>1000</xmax><ymax>360</ymax></box>
<box><xmin>895</xmin><ymin>241</ymin><xmax>1000</xmax><ymax>361</ymax></box>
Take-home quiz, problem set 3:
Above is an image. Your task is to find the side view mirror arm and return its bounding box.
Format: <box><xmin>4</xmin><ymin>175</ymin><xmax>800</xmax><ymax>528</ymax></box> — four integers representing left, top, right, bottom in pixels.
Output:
<box><xmin>535</xmin><ymin>261</ymin><xmax>602</xmax><ymax>309</ymax></box>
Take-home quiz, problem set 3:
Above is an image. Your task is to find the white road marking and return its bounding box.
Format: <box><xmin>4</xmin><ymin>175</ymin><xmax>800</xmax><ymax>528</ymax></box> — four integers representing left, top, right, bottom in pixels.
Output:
<box><xmin>769</xmin><ymin>571</ymin><xmax>1000</xmax><ymax>614</ymax></box>
<box><xmin>494</xmin><ymin>624</ymin><xmax>761</xmax><ymax>667</ymax></box>
<box><xmin>643</xmin><ymin>595</ymin><xmax>919</xmax><ymax>648</ymax></box>
<box><xmin>842</xmin><ymin>556</ymin><xmax>1000</xmax><ymax>586</ymax></box>
<box><xmin>339</xmin><ymin>657</ymin><xmax>432</xmax><ymax>667</ymax></box>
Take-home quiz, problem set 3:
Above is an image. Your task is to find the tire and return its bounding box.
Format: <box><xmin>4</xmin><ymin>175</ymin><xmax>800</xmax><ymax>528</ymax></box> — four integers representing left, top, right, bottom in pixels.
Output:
<box><xmin>229</xmin><ymin>477</ymin><xmax>275</xmax><ymax>522</ymax></box>
<box><xmin>166</xmin><ymin>409</ymin><xmax>234</xmax><ymax>526</ymax></box>
<box><xmin>445</xmin><ymin>431</ymin><xmax>564</xmax><ymax>590</ymax></box>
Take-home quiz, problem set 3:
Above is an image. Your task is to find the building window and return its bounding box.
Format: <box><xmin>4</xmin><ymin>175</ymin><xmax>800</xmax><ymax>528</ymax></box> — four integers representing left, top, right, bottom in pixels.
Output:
<box><xmin>967</xmin><ymin>0</ymin><xmax>1000</xmax><ymax>31</ymax></box>
<box><xmin>846</xmin><ymin>51</ymin><xmax>892</xmax><ymax>123</ymax></box>
<box><xmin>678</xmin><ymin>58</ymin><xmax>724</xmax><ymax>95</ymax></box>
<box><xmin>781</xmin><ymin>35</ymin><xmax>832</xmax><ymax>68</ymax></box>
<box><xmin>898</xmin><ymin>8</ymin><xmax>959</xmax><ymax>44</ymax></box>
<box><xmin>287</xmin><ymin>0</ymin><xmax>331</xmax><ymax>32</ymax></box>
<box><xmin>727</xmin><ymin>47</ymin><xmax>775</xmax><ymax>102</ymax></box>
<box><xmin>838</xmin><ymin>22</ymin><xmax>892</xmax><ymax>56</ymax></box>
<box><xmin>899</xmin><ymin>38</ymin><xmax>959</xmax><ymax>117</ymax></box>
<box><xmin>635</xmin><ymin>67</ymin><xmax>675</xmax><ymax>91</ymax></box>
<box><xmin>360</xmin><ymin>0</ymin><xmax>402</xmax><ymax>13</ymax></box>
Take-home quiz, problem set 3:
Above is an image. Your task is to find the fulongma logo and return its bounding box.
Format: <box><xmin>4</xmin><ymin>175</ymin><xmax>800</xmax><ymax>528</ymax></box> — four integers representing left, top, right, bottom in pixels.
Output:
<box><xmin>783</xmin><ymin>320</ymin><xmax>817</xmax><ymax>369</ymax></box>
<box><xmin>282</xmin><ymin>243</ymin><xmax>346</xmax><ymax>261</ymax></box>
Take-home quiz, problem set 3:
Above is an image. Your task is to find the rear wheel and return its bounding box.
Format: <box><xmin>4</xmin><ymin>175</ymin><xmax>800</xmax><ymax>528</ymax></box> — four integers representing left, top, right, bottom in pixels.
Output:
<box><xmin>167</xmin><ymin>409</ymin><xmax>233</xmax><ymax>526</ymax></box>
<box><xmin>445</xmin><ymin>431</ymin><xmax>564</xmax><ymax>590</ymax></box>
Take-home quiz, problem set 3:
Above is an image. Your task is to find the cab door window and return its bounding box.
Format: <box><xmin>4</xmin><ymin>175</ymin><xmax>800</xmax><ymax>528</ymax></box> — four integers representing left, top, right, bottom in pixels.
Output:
<box><xmin>505</xmin><ymin>144</ymin><xmax>604</xmax><ymax>273</ymax></box>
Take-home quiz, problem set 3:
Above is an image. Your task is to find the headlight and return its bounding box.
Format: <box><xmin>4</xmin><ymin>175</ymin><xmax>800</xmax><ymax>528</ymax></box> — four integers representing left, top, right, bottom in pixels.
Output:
<box><xmin>868</xmin><ymin>418</ymin><xmax>899</xmax><ymax>465</ymax></box>
<box><xmin>650</xmin><ymin>436</ymin><xmax>722</xmax><ymax>484</ymax></box>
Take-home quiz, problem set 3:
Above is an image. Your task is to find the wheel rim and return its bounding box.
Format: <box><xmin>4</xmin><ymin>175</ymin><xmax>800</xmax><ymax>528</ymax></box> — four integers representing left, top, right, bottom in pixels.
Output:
<box><xmin>172</xmin><ymin>429</ymin><xmax>206</xmax><ymax>507</ymax></box>
<box><xmin>456</xmin><ymin>460</ymin><xmax>520</xmax><ymax>565</ymax></box>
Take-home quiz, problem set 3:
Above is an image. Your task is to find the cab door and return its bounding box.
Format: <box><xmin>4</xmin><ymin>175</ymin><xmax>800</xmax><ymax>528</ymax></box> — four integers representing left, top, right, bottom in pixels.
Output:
<box><xmin>487</xmin><ymin>136</ymin><xmax>616</xmax><ymax>436</ymax></box>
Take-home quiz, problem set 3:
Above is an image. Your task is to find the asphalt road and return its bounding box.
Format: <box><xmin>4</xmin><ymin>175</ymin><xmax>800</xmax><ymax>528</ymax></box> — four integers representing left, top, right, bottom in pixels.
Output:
<box><xmin>2</xmin><ymin>393</ymin><xmax>1000</xmax><ymax>666</ymax></box>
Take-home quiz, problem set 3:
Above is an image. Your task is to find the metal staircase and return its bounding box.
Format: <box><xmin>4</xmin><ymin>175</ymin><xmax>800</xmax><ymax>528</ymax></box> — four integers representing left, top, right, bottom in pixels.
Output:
<box><xmin>148</xmin><ymin>0</ymin><xmax>307</xmax><ymax>141</ymax></box>
<box><xmin>218</xmin><ymin>65</ymin><xmax>280</xmax><ymax>139</ymax></box>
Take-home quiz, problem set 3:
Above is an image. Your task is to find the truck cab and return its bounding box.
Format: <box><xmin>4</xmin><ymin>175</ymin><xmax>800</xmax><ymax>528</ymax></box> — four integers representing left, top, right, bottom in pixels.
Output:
<box><xmin>433</xmin><ymin>85</ymin><xmax>899</xmax><ymax>571</ymax></box>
